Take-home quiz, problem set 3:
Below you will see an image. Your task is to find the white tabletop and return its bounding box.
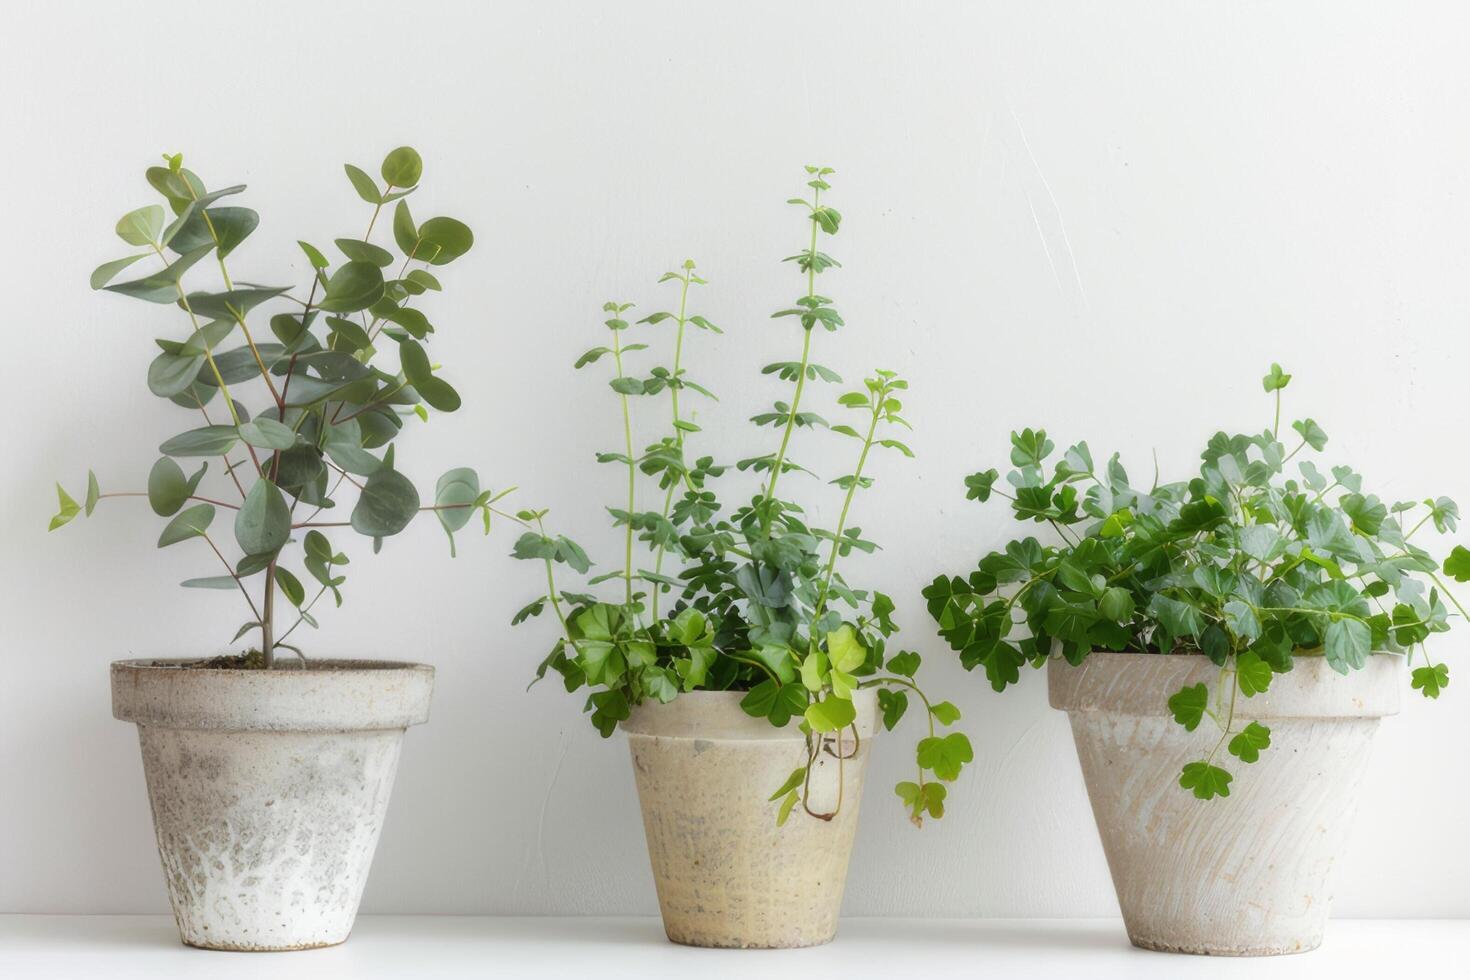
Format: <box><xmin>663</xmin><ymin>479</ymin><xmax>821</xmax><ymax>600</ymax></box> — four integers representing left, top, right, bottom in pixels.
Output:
<box><xmin>1</xmin><ymin>915</ymin><xmax>1461</xmax><ymax>978</ymax></box>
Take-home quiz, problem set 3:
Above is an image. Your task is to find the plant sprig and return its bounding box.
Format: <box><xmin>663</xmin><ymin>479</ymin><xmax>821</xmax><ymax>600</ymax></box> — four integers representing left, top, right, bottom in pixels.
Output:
<box><xmin>52</xmin><ymin>148</ymin><xmax>505</xmax><ymax>667</ymax></box>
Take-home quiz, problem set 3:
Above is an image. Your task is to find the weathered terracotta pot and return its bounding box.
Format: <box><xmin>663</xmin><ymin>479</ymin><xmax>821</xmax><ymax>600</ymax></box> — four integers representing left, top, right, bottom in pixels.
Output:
<box><xmin>111</xmin><ymin>659</ymin><xmax>434</xmax><ymax>951</ymax></box>
<box><xmin>622</xmin><ymin>690</ymin><xmax>878</xmax><ymax>948</ymax></box>
<box><xmin>1049</xmin><ymin>652</ymin><xmax>1401</xmax><ymax>956</ymax></box>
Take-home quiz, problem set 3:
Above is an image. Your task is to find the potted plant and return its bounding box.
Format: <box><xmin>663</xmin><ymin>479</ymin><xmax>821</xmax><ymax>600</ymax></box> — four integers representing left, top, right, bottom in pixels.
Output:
<box><xmin>925</xmin><ymin>364</ymin><xmax>1462</xmax><ymax>955</ymax></box>
<box><xmin>514</xmin><ymin>168</ymin><xmax>970</xmax><ymax>948</ymax></box>
<box><xmin>51</xmin><ymin>148</ymin><xmax>507</xmax><ymax>951</ymax></box>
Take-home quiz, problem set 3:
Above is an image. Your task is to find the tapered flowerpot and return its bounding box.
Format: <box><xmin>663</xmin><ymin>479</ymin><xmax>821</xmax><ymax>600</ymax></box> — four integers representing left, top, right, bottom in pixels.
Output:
<box><xmin>622</xmin><ymin>690</ymin><xmax>878</xmax><ymax>948</ymax></box>
<box><xmin>111</xmin><ymin>659</ymin><xmax>434</xmax><ymax>951</ymax></box>
<box><xmin>1049</xmin><ymin>652</ymin><xmax>1401</xmax><ymax>956</ymax></box>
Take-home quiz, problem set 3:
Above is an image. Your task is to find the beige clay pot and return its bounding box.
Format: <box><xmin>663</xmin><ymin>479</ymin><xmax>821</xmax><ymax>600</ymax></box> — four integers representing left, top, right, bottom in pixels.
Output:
<box><xmin>622</xmin><ymin>689</ymin><xmax>878</xmax><ymax>948</ymax></box>
<box><xmin>1049</xmin><ymin>652</ymin><xmax>1401</xmax><ymax>956</ymax></box>
<box><xmin>111</xmin><ymin>659</ymin><xmax>433</xmax><ymax>951</ymax></box>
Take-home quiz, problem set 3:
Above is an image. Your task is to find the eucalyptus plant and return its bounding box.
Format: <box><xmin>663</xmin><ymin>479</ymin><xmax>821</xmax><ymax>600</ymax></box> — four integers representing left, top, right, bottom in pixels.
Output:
<box><xmin>517</xmin><ymin>167</ymin><xmax>970</xmax><ymax>825</ymax></box>
<box><xmin>51</xmin><ymin>148</ymin><xmax>508</xmax><ymax>667</ymax></box>
<box><xmin>926</xmin><ymin>365</ymin><xmax>1463</xmax><ymax>798</ymax></box>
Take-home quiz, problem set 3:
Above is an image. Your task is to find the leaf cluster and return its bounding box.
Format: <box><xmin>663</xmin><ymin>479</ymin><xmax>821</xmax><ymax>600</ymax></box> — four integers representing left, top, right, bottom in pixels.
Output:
<box><xmin>928</xmin><ymin>364</ymin><xmax>1461</xmax><ymax>796</ymax></box>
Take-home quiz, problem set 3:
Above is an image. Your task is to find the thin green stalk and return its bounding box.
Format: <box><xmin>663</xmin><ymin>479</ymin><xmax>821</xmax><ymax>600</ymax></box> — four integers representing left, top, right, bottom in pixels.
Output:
<box><xmin>651</xmin><ymin>269</ymin><xmax>693</xmax><ymax>619</ymax></box>
<box><xmin>611</xmin><ymin>325</ymin><xmax>637</xmax><ymax>605</ymax></box>
<box><xmin>813</xmin><ymin>404</ymin><xmax>880</xmax><ymax>620</ymax></box>
<box><xmin>761</xmin><ymin>186</ymin><xmax>823</xmax><ymax>525</ymax></box>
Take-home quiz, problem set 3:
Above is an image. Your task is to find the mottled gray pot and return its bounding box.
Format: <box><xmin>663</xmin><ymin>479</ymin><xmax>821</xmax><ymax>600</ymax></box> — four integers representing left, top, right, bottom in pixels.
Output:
<box><xmin>111</xmin><ymin>659</ymin><xmax>434</xmax><ymax>951</ymax></box>
<box><xmin>622</xmin><ymin>690</ymin><xmax>878</xmax><ymax>948</ymax></box>
<box><xmin>1049</xmin><ymin>652</ymin><xmax>1401</xmax><ymax>956</ymax></box>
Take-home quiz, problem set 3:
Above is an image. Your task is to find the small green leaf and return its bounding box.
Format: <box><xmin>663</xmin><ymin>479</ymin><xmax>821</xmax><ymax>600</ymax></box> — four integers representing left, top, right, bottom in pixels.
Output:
<box><xmin>234</xmin><ymin>480</ymin><xmax>290</xmax><ymax>556</ymax></box>
<box><xmin>1323</xmin><ymin>618</ymin><xmax>1371</xmax><ymax>674</ymax></box>
<box><xmin>381</xmin><ymin>146</ymin><xmax>423</xmax><ymax>187</ymax></box>
<box><xmin>1235</xmin><ymin>650</ymin><xmax>1273</xmax><ymax>697</ymax></box>
<box><xmin>1444</xmin><ymin>546</ymin><xmax>1470</xmax><ymax>583</ymax></box>
<box><xmin>916</xmin><ymin>732</ymin><xmax>973</xmax><ymax>781</ymax></box>
<box><xmin>1412</xmin><ymin>663</ymin><xmax>1449</xmax><ymax>699</ymax></box>
<box><xmin>776</xmin><ymin>789</ymin><xmax>799</xmax><ymax>826</ymax></box>
<box><xmin>318</xmin><ymin>260</ymin><xmax>386</xmax><ymax>313</ymax></box>
<box><xmin>238</xmin><ymin>417</ymin><xmax>298</xmax><ymax>451</ymax></box>
<box><xmin>1262</xmin><ymin>362</ymin><xmax>1291</xmax><ymax>392</ymax></box>
<box><xmin>929</xmin><ymin>701</ymin><xmax>961</xmax><ymax>725</ymax></box>
<box><xmin>768</xmin><ymin>767</ymin><xmax>806</xmax><ymax>802</ymax></box>
<box><xmin>344</xmin><ymin>163</ymin><xmax>382</xmax><ymax>204</ymax></box>
<box><xmin>158</xmin><ymin>503</ymin><xmax>215</xmax><ymax>547</ymax></box>
<box><xmin>1167</xmin><ymin>682</ymin><xmax>1209</xmax><ymax>732</ymax></box>
<box><xmin>160</xmin><ymin>425</ymin><xmax>238</xmax><ymax>458</ymax></box>
<box><xmin>116</xmin><ymin>205</ymin><xmax>165</xmax><ymax>246</ymax></box>
<box><xmin>804</xmin><ymin>695</ymin><xmax>857</xmax><ymax>733</ymax></box>
<box><xmin>416</xmin><ymin>216</ymin><xmax>473</xmax><ymax>265</ymax></box>
<box><xmin>1179</xmin><ymin>761</ymin><xmax>1233</xmax><ymax>799</ymax></box>
<box><xmin>1227</xmin><ymin>722</ymin><xmax>1271</xmax><ymax>763</ymax></box>
<box><xmin>48</xmin><ymin>483</ymin><xmax>82</xmax><ymax>531</ymax></box>
<box><xmin>351</xmin><ymin>467</ymin><xmax>421</xmax><ymax>538</ymax></box>
<box><xmin>84</xmin><ymin>471</ymin><xmax>100</xmax><ymax>517</ymax></box>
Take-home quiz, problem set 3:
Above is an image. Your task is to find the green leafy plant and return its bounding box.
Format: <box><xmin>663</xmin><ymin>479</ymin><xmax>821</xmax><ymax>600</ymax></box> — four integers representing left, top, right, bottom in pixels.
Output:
<box><xmin>927</xmin><ymin>364</ymin><xmax>1461</xmax><ymax>798</ymax></box>
<box><xmin>516</xmin><ymin>167</ymin><xmax>968</xmax><ymax>824</ymax></box>
<box><xmin>51</xmin><ymin>148</ymin><xmax>508</xmax><ymax>667</ymax></box>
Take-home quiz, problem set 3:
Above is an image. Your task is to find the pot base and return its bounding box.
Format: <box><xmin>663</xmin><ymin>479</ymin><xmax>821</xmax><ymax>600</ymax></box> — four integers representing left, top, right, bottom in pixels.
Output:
<box><xmin>1130</xmin><ymin>934</ymin><xmax>1321</xmax><ymax>957</ymax></box>
<box><xmin>182</xmin><ymin>936</ymin><xmax>348</xmax><ymax>953</ymax></box>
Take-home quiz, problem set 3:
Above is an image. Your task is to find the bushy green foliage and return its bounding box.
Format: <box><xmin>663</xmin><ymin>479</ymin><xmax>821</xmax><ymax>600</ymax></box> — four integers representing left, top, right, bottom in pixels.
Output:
<box><xmin>516</xmin><ymin>168</ymin><xmax>968</xmax><ymax>824</ymax></box>
<box><xmin>52</xmin><ymin>149</ymin><xmax>505</xmax><ymax>667</ymax></box>
<box><xmin>928</xmin><ymin>364</ymin><xmax>1462</xmax><ymax>797</ymax></box>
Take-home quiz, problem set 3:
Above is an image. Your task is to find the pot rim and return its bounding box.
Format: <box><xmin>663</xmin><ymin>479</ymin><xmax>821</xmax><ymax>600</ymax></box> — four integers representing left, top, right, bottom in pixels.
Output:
<box><xmin>111</xmin><ymin>658</ymin><xmax>435</xmax><ymax>732</ymax></box>
<box><xmin>622</xmin><ymin>688</ymin><xmax>879</xmax><ymax>740</ymax></box>
<box><xmin>1047</xmin><ymin>650</ymin><xmax>1402</xmax><ymax>719</ymax></box>
<box><xmin>111</xmin><ymin>657</ymin><xmax>432</xmax><ymax>673</ymax></box>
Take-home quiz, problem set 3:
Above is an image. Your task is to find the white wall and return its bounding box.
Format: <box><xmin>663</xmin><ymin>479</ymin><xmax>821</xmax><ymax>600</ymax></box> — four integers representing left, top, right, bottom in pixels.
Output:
<box><xmin>3</xmin><ymin>0</ymin><xmax>1468</xmax><ymax>917</ymax></box>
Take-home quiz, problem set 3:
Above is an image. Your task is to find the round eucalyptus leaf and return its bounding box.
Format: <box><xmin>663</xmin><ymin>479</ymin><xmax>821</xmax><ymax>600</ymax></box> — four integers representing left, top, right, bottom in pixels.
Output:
<box><xmin>168</xmin><ymin>380</ymin><xmax>218</xmax><ymax>409</ymax></box>
<box><xmin>211</xmin><ymin>207</ymin><xmax>260</xmax><ymax>259</ymax></box>
<box><xmin>416</xmin><ymin>217</ymin><xmax>473</xmax><ymax>266</ymax></box>
<box><xmin>398</xmin><ymin>338</ymin><xmax>461</xmax><ymax>411</ymax></box>
<box><xmin>274</xmin><ymin>445</ymin><xmax>326</xmax><ymax>492</ymax></box>
<box><xmin>351</xmin><ymin>467</ymin><xmax>420</xmax><ymax>537</ymax></box>
<box><xmin>435</xmin><ymin>467</ymin><xmax>480</xmax><ymax>534</ymax></box>
<box><xmin>116</xmin><ymin>205</ymin><xmax>164</xmax><ymax>246</ymax></box>
<box><xmin>234</xmin><ymin>479</ymin><xmax>290</xmax><ymax>556</ymax></box>
<box><xmin>335</xmin><ymin>238</ymin><xmax>394</xmax><ymax>268</ymax></box>
<box><xmin>157</xmin><ymin>503</ymin><xmax>215</xmax><ymax>548</ymax></box>
<box><xmin>318</xmin><ymin>260</ymin><xmax>385</xmax><ymax>313</ymax></box>
<box><xmin>147</xmin><ymin>351</ymin><xmax>205</xmax><ymax>398</ymax></box>
<box><xmin>160</xmin><ymin>424</ymin><xmax>238</xmax><ymax>458</ymax></box>
<box><xmin>147</xmin><ymin>457</ymin><xmax>188</xmax><ymax>516</ymax></box>
<box><xmin>380</xmin><ymin>147</ymin><xmax>423</xmax><ymax>188</ymax></box>
<box><xmin>356</xmin><ymin>407</ymin><xmax>403</xmax><ymax>449</ymax></box>
<box><xmin>238</xmin><ymin>417</ymin><xmax>298</xmax><ymax>451</ymax></box>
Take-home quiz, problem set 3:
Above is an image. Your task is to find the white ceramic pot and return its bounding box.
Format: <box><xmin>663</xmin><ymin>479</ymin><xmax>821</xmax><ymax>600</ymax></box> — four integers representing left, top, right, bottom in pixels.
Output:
<box><xmin>622</xmin><ymin>690</ymin><xmax>878</xmax><ymax>948</ymax></box>
<box><xmin>1048</xmin><ymin>652</ymin><xmax>1401</xmax><ymax>956</ymax></box>
<box><xmin>111</xmin><ymin>659</ymin><xmax>434</xmax><ymax>951</ymax></box>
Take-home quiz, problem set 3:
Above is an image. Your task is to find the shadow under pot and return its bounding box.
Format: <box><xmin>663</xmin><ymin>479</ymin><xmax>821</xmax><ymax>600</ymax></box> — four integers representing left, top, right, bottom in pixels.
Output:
<box><xmin>1048</xmin><ymin>651</ymin><xmax>1401</xmax><ymax>956</ymax></box>
<box><xmin>111</xmin><ymin>659</ymin><xmax>434</xmax><ymax>951</ymax></box>
<box><xmin>621</xmin><ymin>689</ymin><xmax>878</xmax><ymax>949</ymax></box>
